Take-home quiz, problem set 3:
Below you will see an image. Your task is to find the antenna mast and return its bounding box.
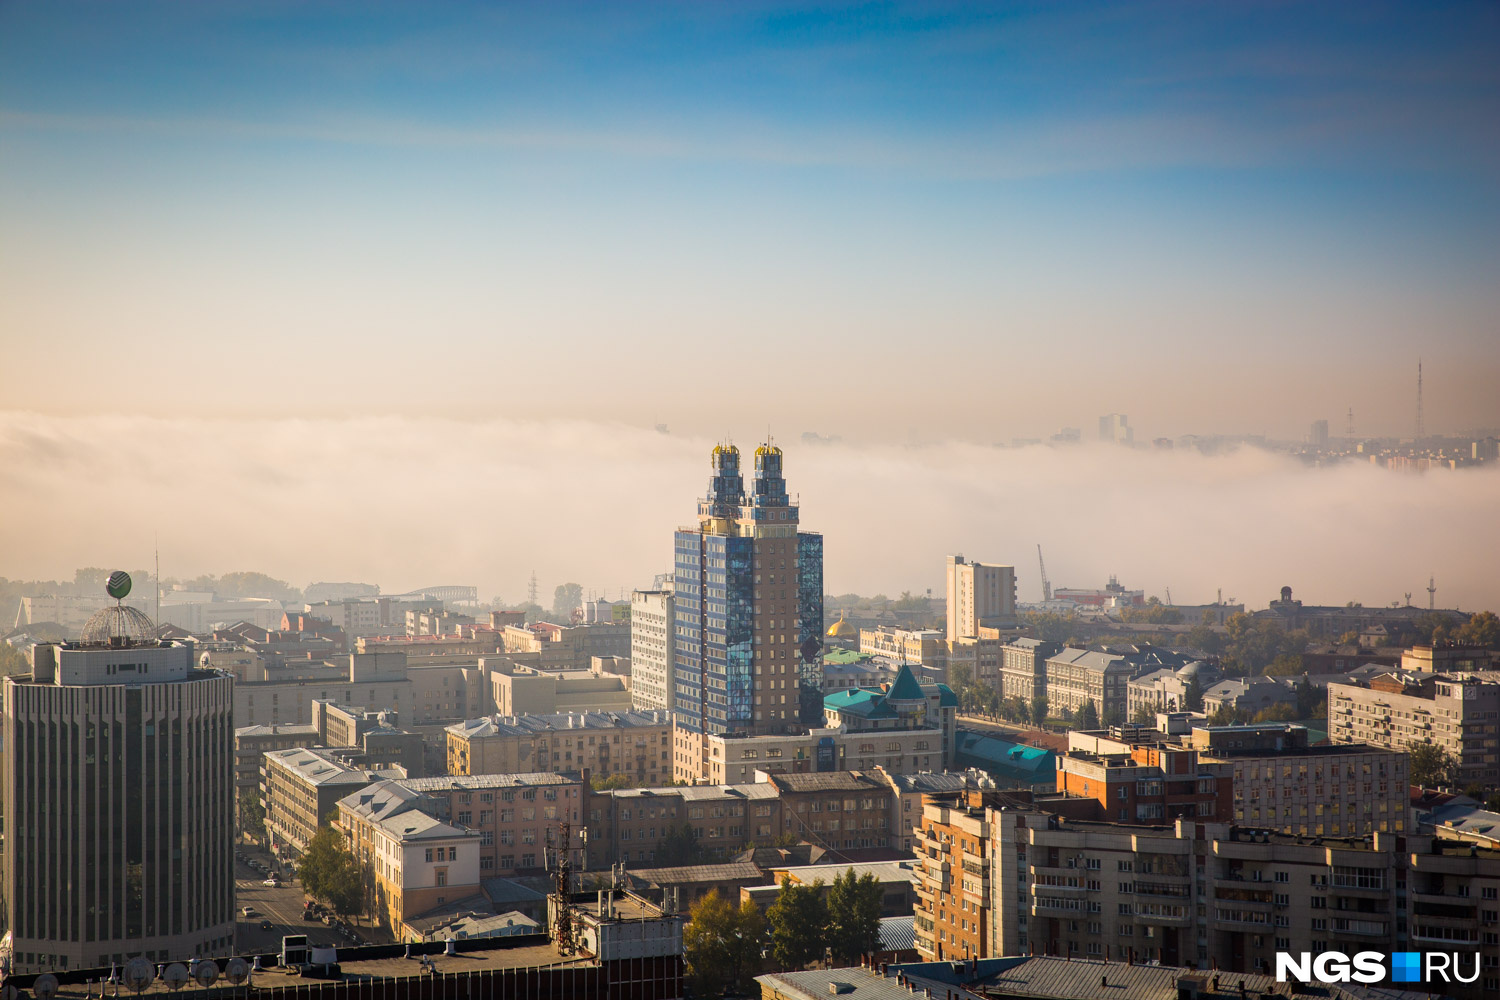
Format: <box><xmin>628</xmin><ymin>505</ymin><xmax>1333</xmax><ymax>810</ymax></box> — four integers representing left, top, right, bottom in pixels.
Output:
<box><xmin>548</xmin><ymin>820</ymin><xmax>576</xmax><ymax>956</ymax></box>
<box><xmin>1416</xmin><ymin>360</ymin><xmax>1425</xmax><ymax>442</ymax></box>
<box><xmin>1346</xmin><ymin>407</ymin><xmax>1354</xmax><ymax>447</ymax></box>
<box><xmin>528</xmin><ymin>570</ymin><xmax>539</xmax><ymax>606</ymax></box>
<box><xmin>1428</xmin><ymin>576</ymin><xmax>1436</xmax><ymax>610</ymax></box>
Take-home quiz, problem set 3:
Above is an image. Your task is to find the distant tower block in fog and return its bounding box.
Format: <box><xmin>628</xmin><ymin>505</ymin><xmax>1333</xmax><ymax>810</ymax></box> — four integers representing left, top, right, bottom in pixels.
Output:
<box><xmin>1416</xmin><ymin>360</ymin><xmax>1425</xmax><ymax>441</ymax></box>
<box><xmin>946</xmin><ymin>555</ymin><xmax>1017</xmax><ymax>637</ymax></box>
<box><xmin>1311</xmin><ymin>419</ymin><xmax>1329</xmax><ymax>449</ymax></box>
<box><xmin>1098</xmin><ymin>413</ymin><xmax>1133</xmax><ymax>446</ymax></box>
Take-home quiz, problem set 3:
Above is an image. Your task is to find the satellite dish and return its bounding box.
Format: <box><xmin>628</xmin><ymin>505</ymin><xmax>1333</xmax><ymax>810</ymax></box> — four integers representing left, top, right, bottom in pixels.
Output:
<box><xmin>224</xmin><ymin>958</ymin><xmax>250</xmax><ymax>985</ymax></box>
<box><xmin>2</xmin><ymin>984</ymin><xmax>21</xmax><ymax>1000</ymax></box>
<box><xmin>107</xmin><ymin>571</ymin><xmax>133</xmax><ymax>600</ymax></box>
<box><xmin>34</xmin><ymin>975</ymin><xmax>59</xmax><ymax>1000</ymax></box>
<box><xmin>193</xmin><ymin>961</ymin><xmax>220</xmax><ymax>988</ymax></box>
<box><xmin>123</xmin><ymin>958</ymin><xmax>155</xmax><ymax>994</ymax></box>
<box><xmin>162</xmin><ymin>964</ymin><xmax>190</xmax><ymax>991</ymax></box>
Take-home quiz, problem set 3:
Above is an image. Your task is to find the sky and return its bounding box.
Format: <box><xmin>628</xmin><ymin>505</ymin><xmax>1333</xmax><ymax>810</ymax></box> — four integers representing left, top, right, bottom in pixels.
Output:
<box><xmin>1</xmin><ymin>3</ymin><xmax>1498</xmax><ymax>609</ymax></box>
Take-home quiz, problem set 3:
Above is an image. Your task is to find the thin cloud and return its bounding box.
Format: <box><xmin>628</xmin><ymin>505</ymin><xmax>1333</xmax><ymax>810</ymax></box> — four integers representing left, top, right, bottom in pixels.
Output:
<box><xmin>1</xmin><ymin>413</ymin><xmax>1495</xmax><ymax>614</ymax></box>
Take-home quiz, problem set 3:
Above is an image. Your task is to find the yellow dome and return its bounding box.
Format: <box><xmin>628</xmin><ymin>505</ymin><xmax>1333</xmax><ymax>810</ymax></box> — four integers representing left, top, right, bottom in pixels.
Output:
<box><xmin>826</xmin><ymin>612</ymin><xmax>856</xmax><ymax>638</ymax></box>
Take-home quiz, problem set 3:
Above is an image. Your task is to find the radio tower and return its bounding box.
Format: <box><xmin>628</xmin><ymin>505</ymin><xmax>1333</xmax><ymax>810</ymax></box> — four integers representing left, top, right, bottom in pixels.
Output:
<box><xmin>528</xmin><ymin>570</ymin><xmax>539</xmax><ymax>606</ymax></box>
<box><xmin>1346</xmin><ymin>407</ymin><xmax>1354</xmax><ymax>447</ymax></box>
<box><xmin>1428</xmin><ymin>576</ymin><xmax>1436</xmax><ymax>610</ymax></box>
<box><xmin>1415</xmin><ymin>360</ymin><xmax>1425</xmax><ymax>442</ymax></box>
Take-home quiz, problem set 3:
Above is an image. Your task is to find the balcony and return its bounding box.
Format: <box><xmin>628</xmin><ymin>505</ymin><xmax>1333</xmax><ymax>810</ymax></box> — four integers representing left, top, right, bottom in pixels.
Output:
<box><xmin>1134</xmin><ymin>908</ymin><xmax>1192</xmax><ymax>927</ymax></box>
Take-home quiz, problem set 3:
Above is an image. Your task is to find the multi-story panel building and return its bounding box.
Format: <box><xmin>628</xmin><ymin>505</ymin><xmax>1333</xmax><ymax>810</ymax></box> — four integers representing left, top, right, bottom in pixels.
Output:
<box><xmin>916</xmin><ymin>790</ymin><xmax>1407</xmax><ymax>976</ymax></box>
<box><xmin>446</xmin><ymin>709</ymin><xmax>673</xmax><ymax>783</ymax></box>
<box><xmin>1055</xmin><ymin>732</ymin><xmax>1230</xmax><ymax>825</ymax></box>
<box><xmin>4</xmin><ymin>607</ymin><xmax>236</xmax><ymax>974</ymax></box>
<box><xmin>671</xmin><ymin>444</ymin><xmax>824</xmax><ymax>777</ymax></box>
<box><xmin>1000</xmin><ymin>638</ymin><xmax>1060</xmax><ymax>706</ymax></box>
<box><xmin>858</xmin><ymin>628</ymin><xmax>947</xmax><ymax>678</ymax></box>
<box><xmin>946</xmin><ymin>555</ymin><xmax>1017</xmax><ymax>637</ymax></box>
<box><xmin>631</xmin><ymin>588</ymin><xmax>674</xmax><ymax>712</ymax></box>
<box><xmin>762</xmin><ymin>771</ymin><xmax>893</xmax><ymax>852</ymax></box>
<box><xmin>1405</xmin><ymin>835</ymin><xmax>1500</xmax><ymax>997</ymax></box>
<box><xmin>598</xmin><ymin>782</ymin><xmax>784</xmax><ymax>866</ymax></box>
<box><xmin>911</xmin><ymin>788</ymin><xmax>995</xmax><ymax>961</ymax></box>
<box><xmin>1188</xmin><ymin>724</ymin><xmax>1409</xmax><ymax>838</ymax></box>
<box><xmin>339</xmin><ymin>772</ymin><xmax>586</xmax><ymax>881</ymax></box>
<box><xmin>1328</xmin><ymin>673</ymin><xmax>1500</xmax><ymax>786</ymax></box>
<box><xmin>262</xmin><ymin>747</ymin><xmax>399</xmax><ymax>857</ymax></box>
<box><xmin>1043</xmin><ymin>647</ymin><xmax>1135</xmax><ymax>721</ymax></box>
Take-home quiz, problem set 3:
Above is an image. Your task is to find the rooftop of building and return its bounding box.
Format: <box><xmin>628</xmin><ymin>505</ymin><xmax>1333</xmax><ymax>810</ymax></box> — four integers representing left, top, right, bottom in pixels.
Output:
<box><xmin>447</xmin><ymin>708</ymin><xmax>673</xmax><ymax>738</ymax></box>
<box><xmin>877</xmin><ymin>915</ymin><xmax>915</xmax><ymax>954</ymax></box>
<box><xmin>769</xmin><ymin>859</ymin><xmax>917</xmax><ymax>883</ymax></box>
<box><xmin>877</xmin><ymin>956</ymin><xmax>1437</xmax><ymax>1000</ymax></box>
<box><xmin>952</xmin><ymin>732</ymin><xmax>1056</xmax><ymax>783</ymax></box>
<box><xmin>629</xmin><ymin>860</ymin><xmax>766</xmax><ymax>886</ymax></box>
<box><xmin>263</xmin><ymin>747</ymin><xmax>402</xmax><ymax>786</ymax></box>
<box><xmin>235</xmin><ymin>722</ymin><xmax>321</xmax><ymax>739</ymax></box>
<box><xmin>881</xmin><ymin>770</ymin><xmax>970</xmax><ymax>795</ymax></box>
<box><xmin>611</xmin><ymin>781</ymin><xmax>780</xmax><ymax>802</ymax></box>
<box><xmin>399</xmin><ymin>771</ymin><xmax>582</xmax><ymax>792</ymax></box>
<box><xmin>371</xmin><ymin>809</ymin><xmax>474</xmax><ymax>844</ymax></box>
<box><xmin>763</xmin><ymin>770</ymin><xmax>889</xmax><ymax>794</ymax></box>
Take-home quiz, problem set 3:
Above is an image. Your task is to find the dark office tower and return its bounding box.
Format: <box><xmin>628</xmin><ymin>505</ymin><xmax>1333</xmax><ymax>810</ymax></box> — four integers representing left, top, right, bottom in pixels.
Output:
<box><xmin>671</xmin><ymin>444</ymin><xmax>824</xmax><ymax>775</ymax></box>
<box><xmin>2</xmin><ymin>575</ymin><xmax>235</xmax><ymax>974</ymax></box>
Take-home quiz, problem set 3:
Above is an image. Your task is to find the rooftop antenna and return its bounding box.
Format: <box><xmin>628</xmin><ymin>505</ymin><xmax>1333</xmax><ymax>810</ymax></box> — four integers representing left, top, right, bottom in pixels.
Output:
<box><xmin>1346</xmin><ymin>407</ymin><xmax>1354</xmax><ymax>445</ymax></box>
<box><xmin>1416</xmin><ymin>359</ymin><xmax>1425</xmax><ymax>442</ymax></box>
<box><xmin>528</xmin><ymin>571</ymin><xmax>538</xmax><ymax>606</ymax></box>
<box><xmin>1428</xmin><ymin>576</ymin><xmax>1436</xmax><ymax>610</ymax></box>
<box><xmin>154</xmin><ymin>537</ymin><xmax>160</xmax><ymax>627</ymax></box>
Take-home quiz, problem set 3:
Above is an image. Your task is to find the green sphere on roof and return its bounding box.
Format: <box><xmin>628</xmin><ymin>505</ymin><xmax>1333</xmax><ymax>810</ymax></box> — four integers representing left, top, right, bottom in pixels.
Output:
<box><xmin>106</xmin><ymin>570</ymin><xmax>132</xmax><ymax>600</ymax></box>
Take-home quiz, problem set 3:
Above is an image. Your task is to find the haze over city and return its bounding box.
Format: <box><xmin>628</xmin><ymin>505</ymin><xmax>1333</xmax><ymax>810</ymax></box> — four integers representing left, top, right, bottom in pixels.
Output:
<box><xmin>6</xmin><ymin>5</ymin><xmax>1500</xmax><ymax>993</ymax></box>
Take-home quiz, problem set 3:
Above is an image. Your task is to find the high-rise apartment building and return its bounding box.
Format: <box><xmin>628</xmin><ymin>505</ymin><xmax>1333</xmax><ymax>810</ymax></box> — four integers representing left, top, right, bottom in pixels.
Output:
<box><xmin>1328</xmin><ymin>673</ymin><xmax>1500</xmax><ymax>787</ymax></box>
<box><xmin>1311</xmin><ymin>419</ymin><xmax>1330</xmax><ymax>449</ymax></box>
<box><xmin>670</xmin><ymin>445</ymin><xmax>823</xmax><ymax>776</ymax></box>
<box><xmin>946</xmin><ymin>556</ymin><xmax>1017</xmax><ymax>637</ymax></box>
<box><xmin>1099</xmin><ymin>412</ymin><xmax>1133</xmax><ymax>446</ymax></box>
<box><xmin>630</xmin><ymin>588</ymin><xmax>674</xmax><ymax>712</ymax></box>
<box><xmin>3</xmin><ymin>593</ymin><xmax>235</xmax><ymax>973</ymax></box>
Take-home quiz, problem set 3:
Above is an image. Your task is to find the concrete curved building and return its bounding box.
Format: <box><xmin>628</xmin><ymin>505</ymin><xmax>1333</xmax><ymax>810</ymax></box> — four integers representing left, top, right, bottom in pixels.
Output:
<box><xmin>3</xmin><ymin>620</ymin><xmax>235</xmax><ymax>973</ymax></box>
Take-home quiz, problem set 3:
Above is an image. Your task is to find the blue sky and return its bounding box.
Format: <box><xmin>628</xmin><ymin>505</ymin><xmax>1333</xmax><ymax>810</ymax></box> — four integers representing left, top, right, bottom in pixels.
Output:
<box><xmin>2</xmin><ymin>1</ymin><xmax>1496</xmax><ymax>440</ymax></box>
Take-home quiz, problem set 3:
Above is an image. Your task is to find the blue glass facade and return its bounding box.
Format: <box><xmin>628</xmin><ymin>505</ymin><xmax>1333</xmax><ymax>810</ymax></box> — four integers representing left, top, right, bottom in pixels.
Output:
<box><xmin>797</xmin><ymin>531</ymin><xmax>825</xmax><ymax>725</ymax></box>
<box><xmin>724</xmin><ymin>536</ymin><xmax>755</xmax><ymax>727</ymax></box>
<box><xmin>672</xmin><ymin>529</ymin><xmax>705</xmax><ymax>732</ymax></box>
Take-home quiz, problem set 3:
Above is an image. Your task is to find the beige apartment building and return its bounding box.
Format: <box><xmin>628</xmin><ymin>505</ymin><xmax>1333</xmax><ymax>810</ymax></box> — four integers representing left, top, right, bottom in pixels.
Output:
<box><xmin>693</xmin><ymin>725</ymin><xmax>947</xmax><ymax>785</ymax></box>
<box><xmin>914</xmin><ymin>788</ymin><xmax>1407</xmax><ymax>978</ymax></box>
<box><xmin>446</xmin><ymin>708</ymin><xmax>674</xmax><ymax>782</ymax></box>
<box><xmin>946</xmin><ymin>555</ymin><xmax>1017</xmax><ymax>637</ymax></box>
<box><xmin>486</xmin><ymin>658</ymin><xmax>632</xmax><ymax>716</ymax></box>
<box><xmin>1328</xmin><ymin>673</ymin><xmax>1500</xmax><ymax>786</ymax></box>
<box><xmin>630</xmin><ymin>589</ymin><xmax>674</xmax><ymax>713</ymax></box>
<box><xmin>262</xmin><ymin>747</ymin><xmax>399</xmax><ymax>857</ymax></box>
<box><xmin>859</xmin><ymin>627</ymin><xmax>947</xmax><ymax>675</ymax></box>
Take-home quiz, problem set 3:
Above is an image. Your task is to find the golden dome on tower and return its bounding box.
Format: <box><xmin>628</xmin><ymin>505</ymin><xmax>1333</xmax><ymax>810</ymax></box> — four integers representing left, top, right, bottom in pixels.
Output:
<box><xmin>826</xmin><ymin>611</ymin><xmax>856</xmax><ymax>638</ymax></box>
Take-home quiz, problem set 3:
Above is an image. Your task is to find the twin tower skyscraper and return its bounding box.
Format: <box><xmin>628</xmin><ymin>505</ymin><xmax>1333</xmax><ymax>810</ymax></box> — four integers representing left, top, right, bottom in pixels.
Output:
<box><xmin>669</xmin><ymin>443</ymin><xmax>824</xmax><ymax>775</ymax></box>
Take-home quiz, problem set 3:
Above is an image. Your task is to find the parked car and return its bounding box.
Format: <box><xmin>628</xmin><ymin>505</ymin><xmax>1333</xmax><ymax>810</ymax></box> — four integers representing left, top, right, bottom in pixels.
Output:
<box><xmin>240</xmin><ymin>906</ymin><xmax>255</xmax><ymax>917</ymax></box>
<box><xmin>260</xmin><ymin>919</ymin><xmax>274</xmax><ymax>931</ymax></box>
<box><xmin>263</xmin><ymin>878</ymin><xmax>281</xmax><ymax>887</ymax></box>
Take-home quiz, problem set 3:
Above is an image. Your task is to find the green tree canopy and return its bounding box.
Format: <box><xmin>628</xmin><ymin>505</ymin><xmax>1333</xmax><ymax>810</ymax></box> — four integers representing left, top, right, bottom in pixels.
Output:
<box><xmin>1030</xmin><ymin>697</ymin><xmax>1049</xmax><ymax>726</ymax></box>
<box><xmin>826</xmin><ymin>869</ymin><xmax>882</xmax><ymax>965</ymax></box>
<box><xmin>767</xmin><ymin>875</ymin><xmax>828</xmax><ymax>970</ymax></box>
<box><xmin>658</xmin><ymin>823</ymin><xmax>705</xmax><ymax>867</ymax></box>
<box><xmin>1409</xmin><ymin>742</ymin><xmax>1458</xmax><ymax>789</ymax></box>
<box><xmin>238</xmin><ymin>787</ymin><xmax>266</xmax><ymax>841</ymax></box>
<box><xmin>1456</xmin><ymin>611</ymin><xmax>1500</xmax><ymax>650</ymax></box>
<box><xmin>552</xmin><ymin>583</ymin><xmax>583</xmax><ymax>621</ymax></box>
<box><xmin>683</xmin><ymin>891</ymin><xmax>737</xmax><ymax>995</ymax></box>
<box><xmin>298</xmin><ymin>825</ymin><xmax>363</xmax><ymax>916</ymax></box>
<box><xmin>1076</xmin><ymin>699</ymin><xmax>1099</xmax><ymax>730</ymax></box>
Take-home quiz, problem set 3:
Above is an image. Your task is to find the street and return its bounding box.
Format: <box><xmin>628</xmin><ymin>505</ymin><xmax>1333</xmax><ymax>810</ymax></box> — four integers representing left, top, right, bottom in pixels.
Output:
<box><xmin>234</xmin><ymin>848</ymin><xmax>393</xmax><ymax>953</ymax></box>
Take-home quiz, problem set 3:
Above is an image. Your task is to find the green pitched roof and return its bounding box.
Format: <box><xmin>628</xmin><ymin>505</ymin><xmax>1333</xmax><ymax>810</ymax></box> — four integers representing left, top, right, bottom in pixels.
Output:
<box><xmin>885</xmin><ymin>663</ymin><xmax>926</xmax><ymax>701</ymax></box>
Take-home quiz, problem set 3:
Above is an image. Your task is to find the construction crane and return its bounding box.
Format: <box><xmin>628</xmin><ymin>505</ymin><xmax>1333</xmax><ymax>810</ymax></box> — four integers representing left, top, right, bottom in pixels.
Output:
<box><xmin>1037</xmin><ymin>544</ymin><xmax>1052</xmax><ymax>602</ymax></box>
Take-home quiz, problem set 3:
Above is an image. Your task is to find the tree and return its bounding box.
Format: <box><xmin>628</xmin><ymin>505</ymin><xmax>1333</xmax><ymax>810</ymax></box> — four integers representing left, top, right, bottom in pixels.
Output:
<box><xmin>767</xmin><ymin>875</ymin><xmax>828</xmax><ymax>970</ymax></box>
<box><xmin>0</xmin><ymin>642</ymin><xmax>30</xmax><ymax>677</ymax></box>
<box><xmin>1456</xmin><ymin>611</ymin><xmax>1500</xmax><ymax>650</ymax></box>
<box><xmin>1262</xmin><ymin>654</ymin><xmax>1304</xmax><ymax>677</ymax></box>
<box><xmin>731</xmin><ymin>899</ymin><xmax>767</xmax><ymax>985</ymax></box>
<box><xmin>1251</xmin><ymin>703</ymin><xmax>1298</xmax><ymax>723</ymax></box>
<box><xmin>1409</xmin><ymin>742</ymin><xmax>1458</xmax><ymax>789</ymax></box>
<box><xmin>238</xmin><ymin>787</ymin><xmax>266</xmax><ymax>841</ymax></box>
<box><xmin>1076</xmin><ymin>699</ymin><xmax>1099</xmax><ymax>730</ymax></box>
<box><xmin>552</xmin><ymin>583</ymin><xmax>583</xmax><ymax>621</ymax></box>
<box><xmin>298</xmin><ymin>825</ymin><xmax>364</xmax><ymax>916</ymax></box>
<box><xmin>1031</xmin><ymin>697</ymin><xmax>1049</xmax><ymax>726</ymax></box>
<box><xmin>683</xmin><ymin>890</ymin><xmax>736</xmax><ymax>995</ymax></box>
<box><xmin>658</xmin><ymin>823</ymin><xmax>704</xmax><ymax>866</ymax></box>
<box><xmin>1486</xmin><ymin>792</ymin><xmax>1500</xmax><ymax>813</ymax></box>
<box><xmin>1184</xmin><ymin>625</ymin><xmax>1225</xmax><ymax>656</ymax></box>
<box><xmin>826</xmin><ymin>868</ymin><xmax>882</xmax><ymax>965</ymax></box>
<box><xmin>590</xmin><ymin>773</ymin><xmax>640</xmax><ymax>792</ymax></box>
<box><xmin>1131</xmin><ymin>704</ymin><xmax>1157</xmax><ymax>725</ymax></box>
<box><xmin>1184</xmin><ymin>675</ymin><xmax>1204</xmax><ymax>712</ymax></box>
